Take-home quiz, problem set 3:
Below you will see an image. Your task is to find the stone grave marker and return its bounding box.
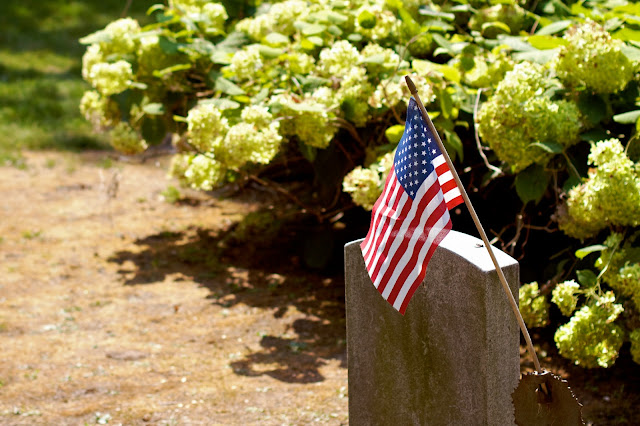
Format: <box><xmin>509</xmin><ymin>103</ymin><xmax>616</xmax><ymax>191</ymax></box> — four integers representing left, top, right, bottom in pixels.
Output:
<box><xmin>345</xmin><ymin>230</ymin><xmax>520</xmax><ymax>425</ymax></box>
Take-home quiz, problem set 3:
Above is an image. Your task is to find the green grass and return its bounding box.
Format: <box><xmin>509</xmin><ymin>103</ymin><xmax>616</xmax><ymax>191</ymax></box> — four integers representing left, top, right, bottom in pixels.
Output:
<box><xmin>0</xmin><ymin>0</ymin><xmax>157</xmax><ymax>163</ymax></box>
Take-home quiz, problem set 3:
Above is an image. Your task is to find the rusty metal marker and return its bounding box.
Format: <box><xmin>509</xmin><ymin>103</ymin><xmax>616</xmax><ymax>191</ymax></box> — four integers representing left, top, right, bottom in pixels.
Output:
<box><xmin>512</xmin><ymin>371</ymin><xmax>584</xmax><ymax>425</ymax></box>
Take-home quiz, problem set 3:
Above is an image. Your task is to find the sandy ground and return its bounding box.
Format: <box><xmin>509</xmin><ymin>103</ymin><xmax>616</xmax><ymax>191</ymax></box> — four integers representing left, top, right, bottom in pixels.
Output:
<box><xmin>0</xmin><ymin>151</ymin><xmax>348</xmax><ymax>425</ymax></box>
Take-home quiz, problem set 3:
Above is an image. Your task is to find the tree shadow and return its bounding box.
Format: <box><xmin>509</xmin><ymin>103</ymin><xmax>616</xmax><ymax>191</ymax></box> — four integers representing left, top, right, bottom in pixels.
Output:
<box><xmin>107</xmin><ymin>209</ymin><xmax>368</xmax><ymax>383</ymax></box>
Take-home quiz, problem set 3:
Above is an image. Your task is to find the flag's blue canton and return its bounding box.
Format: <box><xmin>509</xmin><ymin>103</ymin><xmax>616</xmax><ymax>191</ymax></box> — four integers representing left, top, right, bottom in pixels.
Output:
<box><xmin>393</xmin><ymin>98</ymin><xmax>441</xmax><ymax>200</ymax></box>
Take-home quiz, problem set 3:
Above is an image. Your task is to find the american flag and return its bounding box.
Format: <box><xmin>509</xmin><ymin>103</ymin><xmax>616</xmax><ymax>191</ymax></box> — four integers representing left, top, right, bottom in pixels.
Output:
<box><xmin>360</xmin><ymin>98</ymin><xmax>464</xmax><ymax>314</ymax></box>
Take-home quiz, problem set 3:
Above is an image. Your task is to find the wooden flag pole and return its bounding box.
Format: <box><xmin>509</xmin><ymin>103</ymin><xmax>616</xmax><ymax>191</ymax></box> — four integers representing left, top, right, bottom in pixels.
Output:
<box><xmin>405</xmin><ymin>76</ymin><xmax>543</xmax><ymax>374</ymax></box>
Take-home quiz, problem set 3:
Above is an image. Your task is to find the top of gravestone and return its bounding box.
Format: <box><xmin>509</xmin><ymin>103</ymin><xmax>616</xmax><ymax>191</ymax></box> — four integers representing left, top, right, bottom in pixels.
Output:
<box><xmin>345</xmin><ymin>230</ymin><xmax>517</xmax><ymax>273</ymax></box>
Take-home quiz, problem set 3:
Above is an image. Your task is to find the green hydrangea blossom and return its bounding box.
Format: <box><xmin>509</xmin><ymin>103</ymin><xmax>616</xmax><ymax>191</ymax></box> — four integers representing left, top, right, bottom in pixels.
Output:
<box><xmin>87</xmin><ymin>61</ymin><xmax>133</xmax><ymax>96</ymax></box>
<box><xmin>235</xmin><ymin>0</ymin><xmax>314</xmax><ymax>41</ymax></box>
<box><xmin>318</xmin><ymin>40</ymin><xmax>361</xmax><ymax>77</ymax></box>
<box><xmin>216</xmin><ymin>106</ymin><xmax>282</xmax><ymax>168</ymax></box>
<box><xmin>100</xmin><ymin>17</ymin><xmax>141</xmax><ymax>56</ymax></box>
<box><xmin>554</xmin><ymin>292</ymin><xmax>624</xmax><ymax>368</ymax></box>
<box><xmin>186</xmin><ymin>103</ymin><xmax>230</xmax><ymax>152</ymax></box>
<box><xmin>343</xmin><ymin>150</ymin><xmax>394</xmax><ymax>209</ymax></box>
<box><xmin>463</xmin><ymin>49</ymin><xmax>514</xmax><ymax>88</ymax></box>
<box><xmin>342</xmin><ymin>167</ymin><xmax>382</xmax><ymax>210</ymax></box>
<box><xmin>272</xmin><ymin>93</ymin><xmax>337</xmax><ymax>149</ymax></box>
<box><xmin>477</xmin><ymin>62</ymin><xmax>582</xmax><ymax>172</ymax></box>
<box><xmin>553</xmin><ymin>20</ymin><xmax>635</xmax><ymax>94</ymax></box>
<box><xmin>519</xmin><ymin>282</ymin><xmax>550</xmax><ymax>328</ymax></box>
<box><xmin>109</xmin><ymin>122</ymin><xmax>148</xmax><ymax>155</ymax></box>
<box><xmin>183</xmin><ymin>154</ymin><xmax>226</xmax><ymax>191</ymax></box>
<box><xmin>552</xmin><ymin>280</ymin><xmax>580</xmax><ymax>317</ymax></box>
<box><xmin>559</xmin><ymin>139</ymin><xmax>640</xmax><ymax>239</ymax></box>
<box><xmin>79</xmin><ymin>90</ymin><xmax>120</xmax><ymax>130</ymax></box>
<box><xmin>354</xmin><ymin>3</ymin><xmax>398</xmax><ymax>42</ymax></box>
<box><xmin>469</xmin><ymin>4</ymin><xmax>527</xmax><ymax>37</ymax></box>
<box><xmin>228</xmin><ymin>46</ymin><xmax>264</xmax><ymax>82</ymax></box>
<box><xmin>595</xmin><ymin>232</ymin><xmax>640</xmax><ymax>311</ymax></box>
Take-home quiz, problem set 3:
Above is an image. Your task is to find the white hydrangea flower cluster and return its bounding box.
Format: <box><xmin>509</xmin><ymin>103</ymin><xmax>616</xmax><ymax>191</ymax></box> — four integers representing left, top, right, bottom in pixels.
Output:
<box><xmin>100</xmin><ymin>18</ymin><xmax>141</xmax><ymax>56</ymax></box>
<box><xmin>354</xmin><ymin>3</ymin><xmax>399</xmax><ymax>42</ymax></box>
<box><xmin>86</xmin><ymin>61</ymin><xmax>133</xmax><ymax>96</ymax></box>
<box><xmin>559</xmin><ymin>139</ymin><xmax>640</xmax><ymax>239</ymax></box>
<box><xmin>272</xmin><ymin>93</ymin><xmax>337</xmax><ymax>149</ymax></box>
<box><xmin>519</xmin><ymin>282</ymin><xmax>550</xmax><ymax>328</ymax></box>
<box><xmin>335</xmin><ymin>67</ymin><xmax>373</xmax><ymax>127</ymax></box>
<box><xmin>476</xmin><ymin>62</ymin><xmax>581</xmax><ymax>172</ymax></box>
<box><xmin>109</xmin><ymin>122</ymin><xmax>148</xmax><ymax>155</ymax></box>
<box><xmin>552</xmin><ymin>280</ymin><xmax>581</xmax><ymax>317</ymax></box>
<box><xmin>554</xmin><ymin>291</ymin><xmax>624</xmax><ymax>368</ymax></box>
<box><xmin>184</xmin><ymin>154</ymin><xmax>226</xmax><ymax>191</ymax></box>
<box><xmin>463</xmin><ymin>49</ymin><xmax>514</xmax><ymax>88</ymax></box>
<box><xmin>218</xmin><ymin>106</ymin><xmax>282</xmax><ymax>168</ymax></box>
<box><xmin>235</xmin><ymin>0</ymin><xmax>312</xmax><ymax>41</ymax></box>
<box><xmin>369</xmin><ymin>74</ymin><xmax>434</xmax><ymax>109</ymax></box>
<box><xmin>229</xmin><ymin>46</ymin><xmax>264</xmax><ymax>82</ymax></box>
<box><xmin>553</xmin><ymin>20</ymin><xmax>636</xmax><ymax>94</ymax></box>
<box><xmin>169</xmin><ymin>0</ymin><xmax>228</xmax><ymax>35</ymax></box>
<box><xmin>79</xmin><ymin>90</ymin><xmax>120</xmax><ymax>129</ymax></box>
<box><xmin>186</xmin><ymin>103</ymin><xmax>230</xmax><ymax>152</ymax></box>
<box><xmin>361</xmin><ymin>43</ymin><xmax>405</xmax><ymax>72</ymax></box>
<box><xmin>342</xmin><ymin>150</ymin><xmax>394</xmax><ymax>209</ymax></box>
<box><xmin>318</xmin><ymin>40</ymin><xmax>361</xmax><ymax>77</ymax></box>
<box><xmin>283</xmin><ymin>52</ymin><xmax>316</xmax><ymax>75</ymax></box>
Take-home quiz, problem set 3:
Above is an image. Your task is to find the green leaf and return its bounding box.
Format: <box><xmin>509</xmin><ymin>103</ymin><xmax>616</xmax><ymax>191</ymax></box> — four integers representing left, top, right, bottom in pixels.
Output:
<box><xmin>211</xmin><ymin>50</ymin><xmax>233</xmax><ymax>64</ymax></box>
<box><xmin>512</xmin><ymin>48</ymin><xmax>559</xmax><ymax>64</ymax></box>
<box><xmin>515</xmin><ymin>164</ymin><xmax>550</xmax><ymax>204</ymax></box>
<box><xmin>158</xmin><ymin>36</ymin><xmax>182</xmax><ymax>55</ymax></box>
<box><xmin>529</xmin><ymin>141</ymin><xmax>563</xmax><ymax>154</ymax></box>
<box><xmin>357</xmin><ymin>10</ymin><xmax>377</xmax><ymax>29</ymax></box>
<box><xmin>481</xmin><ymin>21</ymin><xmax>512</xmax><ymax>36</ymax></box>
<box><xmin>79</xmin><ymin>30</ymin><xmax>111</xmax><ymax>45</ymax></box>
<box><xmin>215</xmin><ymin>77</ymin><xmax>245</xmax><ymax>96</ymax></box>
<box><xmin>577</xmin><ymin>93</ymin><xmax>607</xmax><ymax>127</ymax></box>
<box><xmin>385</xmin><ymin>125</ymin><xmax>405</xmax><ymax>144</ymax></box>
<box><xmin>147</xmin><ymin>4</ymin><xmax>165</xmax><ymax>15</ymax></box>
<box><xmin>418</xmin><ymin>6</ymin><xmax>455</xmax><ymax>21</ymax></box>
<box><xmin>527</xmin><ymin>35</ymin><xmax>568</xmax><ymax>49</ymax></box>
<box><xmin>294</xmin><ymin>21</ymin><xmax>327</xmax><ymax>35</ymax></box>
<box><xmin>613</xmin><ymin>110</ymin><xmax>640</xmax><ymax>124</ymax></box>
<box><xmin>298</xmin><ymin>139</ymin><xmax>317</xmax><ymax>162</ymax></box>
<box><xmin>142</xmin><ymin>103</ymin><xmax>165</xmax><ymax>115</ymax></box>
<box><xmin>256</xmin><ymin>45</ymin><xmax>285</xmax><ymax>59</ymax></box>
<box><xmin>580</xmin><ymin>128</ymin><xmax>609</xmax><ymax>142</ymax></box>
<box><xmin>576</xmin><ymin>269</ymin><xmax>597</xmax><ymax>287</ymax></box>
<box><xmin>152</xmin><ymin>63</ymin><xmax>191</xmax><ymax>77</ymax></box>
<box><xmin>613</xmin><ymin>27</ymin><xmax>640</xmax><ymax>42</ymax></box>
<box><xmin>621</xmin><ymin>44</ymin><xmax>640</xmax><ymax>62</ymax></box>
<box><xmin>575</xmin><ymin>245</ymin><xmax>608</xmax><ymax>259</ymax></box>
<box><xmin>264</xmin><ymin>32</ymin><xmax>290</xmax><ymax>46</ymax></box>
<box><xmin>535</xmin><ymin>20</ymin><xmax>572</xmax><ymax>35</ymax></box>
<box><xmin>347</xmin><ymin>33</ymin><xmax>363</xmax><ymax>43</ymax></box>
<box><xmin>443</xmin><ymin>130</ymin><xmax>463</xmax><ymax>162</ymax></box>
<box><xmin>412</xmin><ymin>60</ymin><xmax>461</xmax><ymax>83</ymax></box>
<box><xmin>307</xmin><ymin>36</ymin><xmax>324</xmax><ymax>46</ymax></box>
<box><xmin>361</xmin><ymin>53</ymin><xmax>386</xmax><ymax>65</ymax></box>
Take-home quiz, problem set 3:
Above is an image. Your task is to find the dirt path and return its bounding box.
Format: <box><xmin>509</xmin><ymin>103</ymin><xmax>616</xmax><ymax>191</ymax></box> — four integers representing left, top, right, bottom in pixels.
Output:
<box><xmin>0</xmin><ymin>152</ymin><xmax>348</xmax><ymax>425</ymax></box>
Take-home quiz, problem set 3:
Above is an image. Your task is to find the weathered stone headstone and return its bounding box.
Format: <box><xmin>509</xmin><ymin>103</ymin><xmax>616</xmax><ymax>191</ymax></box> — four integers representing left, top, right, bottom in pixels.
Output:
<box><xmin>345</xmin><ymin>230</ymin><xmax>520</xmax><ymax>425</ymax></box>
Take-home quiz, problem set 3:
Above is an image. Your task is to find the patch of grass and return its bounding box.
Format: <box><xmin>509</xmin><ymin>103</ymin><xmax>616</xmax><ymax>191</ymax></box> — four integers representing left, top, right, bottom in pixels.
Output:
<box><xmin>161</xmin><ymin>185</ymin><xmax>182</xmax><ymax>204</ymax></box>
<box><xmin>0</xmin><ymin>0</ymin><xmax>156</xmax><ymax>158</ymax></box>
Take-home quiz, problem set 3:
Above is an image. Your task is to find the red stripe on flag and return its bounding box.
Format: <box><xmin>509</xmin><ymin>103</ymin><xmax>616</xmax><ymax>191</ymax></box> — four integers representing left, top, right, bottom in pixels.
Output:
<box><xmin>397</xmin><ymin>222</ymin><xmax>452</xmax><ymax>314</ymax></box>
<box><xmin>374</xmin><ymin>180</ymin><xmax>442</xmax><ymax>295</ymax></box>
<box><xmin>385</xmin><ymin>190</ymin><xmax>449</xmax><ymax>306</ymax></box>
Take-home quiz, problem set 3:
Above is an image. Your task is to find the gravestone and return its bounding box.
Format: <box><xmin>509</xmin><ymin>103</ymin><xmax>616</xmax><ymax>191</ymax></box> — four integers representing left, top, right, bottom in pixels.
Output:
<box><xmin>345</xmin><ymin>231</ymin><xmax>520</xmax><ymax>425</ymax></box>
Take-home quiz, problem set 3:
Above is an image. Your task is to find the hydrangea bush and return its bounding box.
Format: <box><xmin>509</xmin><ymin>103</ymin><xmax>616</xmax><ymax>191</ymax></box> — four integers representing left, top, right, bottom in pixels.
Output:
<box><xmin>80</xmin><ymin>0</ymin><xmax>640</xmax><ymax>368</ymax></box>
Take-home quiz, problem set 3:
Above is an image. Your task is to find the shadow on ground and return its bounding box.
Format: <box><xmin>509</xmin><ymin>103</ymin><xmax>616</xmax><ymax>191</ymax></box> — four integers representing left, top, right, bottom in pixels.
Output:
<box><xmin>108</xmin><ymin>206</ymin><xmax>369</xmax><ymax>383</ymax></box>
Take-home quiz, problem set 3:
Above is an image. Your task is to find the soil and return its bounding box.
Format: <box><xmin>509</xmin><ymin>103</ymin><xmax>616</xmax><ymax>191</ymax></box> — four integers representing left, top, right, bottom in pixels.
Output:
<box><xmin>1</xmin><ymin>151</ymin><xmax>639</xmax><ymax>425</ymax></box>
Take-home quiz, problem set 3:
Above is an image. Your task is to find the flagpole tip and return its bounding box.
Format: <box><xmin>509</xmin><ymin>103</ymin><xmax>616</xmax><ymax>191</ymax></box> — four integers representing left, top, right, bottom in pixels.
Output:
<box><xmin>404</xmin><ymin>75</ymin><xmax>417</xmax><ymax>96</ymax></box>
